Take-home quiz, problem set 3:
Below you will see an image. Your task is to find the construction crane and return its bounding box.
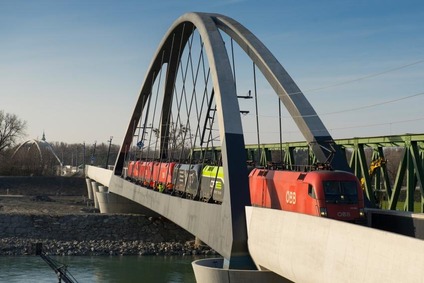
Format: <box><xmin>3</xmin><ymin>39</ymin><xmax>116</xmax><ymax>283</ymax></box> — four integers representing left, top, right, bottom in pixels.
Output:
<box><xmin>361</xmin><ymin>157</ymin><xmax>386</xmax><ymax>190</ymax></box>
<box><xmin>35</xmin><ymin>243</ymin><xmax>79</xmax><ymax>283</ymax></box>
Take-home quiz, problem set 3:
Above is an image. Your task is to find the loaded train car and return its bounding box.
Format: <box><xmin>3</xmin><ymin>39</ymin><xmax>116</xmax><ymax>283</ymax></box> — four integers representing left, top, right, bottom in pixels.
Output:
<box><xmin>172</xmin><ymin>163</ymin><xmax>202</xmax><ymax>198</ymax></box>
<box><xmin>152</xmin><ymin>162</ymin><xmax>176</xmax><ymax>192</ymax></box>
<box><xmin>249</xmin><ymin>168</ymin><xmax>365</xmax><ymax>222</ymax></box>
<box><xmin>200</xmin><ymin>165</ymin><xmax>224</xmax><ymax>203</ymax></box>
<box><xmin>127</xmin><ymin>161</ymin><xmax>176</xmax><ymax>192</ymax></box>
<box><xmin>172</xmin><ymin>164</ymin><xmax>224</xmax><ymax>203</ymax></box>
<box><xmin>127</xmin><ymin>161</ymin><xmax>136</xmax><ymax>180</ymax></box>
<box><xmin>126</xmin><ymin>160</ymin><xmax>365</xmax><ymax>222</ymax></box>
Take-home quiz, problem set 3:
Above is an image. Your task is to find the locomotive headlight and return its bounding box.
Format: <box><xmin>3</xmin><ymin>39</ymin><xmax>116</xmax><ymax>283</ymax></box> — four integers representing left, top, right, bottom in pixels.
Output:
<box><xmin>319</xmin><ymin>208</ymin><xmax>328</xmax><ymax>217</ymax></box>
<box><xmin>359</xmin><ymin>208</ymin><xmax>365</xmax><ymax>217</ymax></box>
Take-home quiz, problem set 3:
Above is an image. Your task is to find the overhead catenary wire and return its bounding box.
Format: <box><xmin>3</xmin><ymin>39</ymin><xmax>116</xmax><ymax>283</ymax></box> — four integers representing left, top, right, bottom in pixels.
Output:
<box><xmin>317</xmin><ymin>91</ymin><xmax>424</xmax><ymax>117</ymax></box>
<box><xmin>243</xmin><ymin>90</ymin><xmax>424</xmax><ymax>119</ymax></box>
<box><xmin>242</xmin><ymin>116</ymin><xmax>424</xmax><ymax>137</ymax></box>
<box><xmin>284</xmin><ymin>58</ymin><xmax>424</xmax><ymax>97</ymax></box>
<box><xmin>328</xmin><ymin>116</ymin><xmax>424</xmax><ymax>131</ymax></box>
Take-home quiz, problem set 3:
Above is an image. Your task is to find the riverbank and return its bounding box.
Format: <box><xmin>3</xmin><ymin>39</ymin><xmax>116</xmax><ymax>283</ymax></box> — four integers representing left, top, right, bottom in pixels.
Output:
<box><xmin>0</xmin><ymin>237</ymin><xmax>215</xmax><ymax>256</ymax></box>
<box><xmin>0</xmin><ymin>213</ymin><xmax>217</xmax><ymax>256</ymax></box>
<box><xmin>0</xmin><ymin>177</ymin><xmax>216</xmax><ymax>257</ymax></box>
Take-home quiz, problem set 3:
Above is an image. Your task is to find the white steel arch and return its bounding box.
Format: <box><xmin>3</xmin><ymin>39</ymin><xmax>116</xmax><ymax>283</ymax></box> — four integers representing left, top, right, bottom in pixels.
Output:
<box><xmin>115</xmin><ymin>12</ymin><xmax>253</xmax><ymax>269</ymax></box>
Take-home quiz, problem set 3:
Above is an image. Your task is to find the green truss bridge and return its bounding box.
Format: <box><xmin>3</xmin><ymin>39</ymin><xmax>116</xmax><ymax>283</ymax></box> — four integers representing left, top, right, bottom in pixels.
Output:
<box><xmin>192</xmin><ymin>133</ymin><xmax>424</xmax><ymax>213</ymax></box>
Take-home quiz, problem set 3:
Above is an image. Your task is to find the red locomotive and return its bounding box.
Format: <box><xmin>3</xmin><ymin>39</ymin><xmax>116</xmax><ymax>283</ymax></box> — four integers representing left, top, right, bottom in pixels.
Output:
<box><xmin>249</xmin><ymin>168</ymin><xmax>365</xmax><ymax>222</ymax></box>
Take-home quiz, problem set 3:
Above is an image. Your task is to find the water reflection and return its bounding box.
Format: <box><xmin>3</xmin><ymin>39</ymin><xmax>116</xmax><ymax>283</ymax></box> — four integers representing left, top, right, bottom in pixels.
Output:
<box><xmin>0</xmin><ymin>255</ymin><xmax>206</xmax><ymax>283</ymax></box>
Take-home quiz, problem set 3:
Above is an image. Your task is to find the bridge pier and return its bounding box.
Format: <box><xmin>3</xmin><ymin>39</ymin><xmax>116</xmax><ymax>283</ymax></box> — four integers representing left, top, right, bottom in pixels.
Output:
<box><xmin>91</xmin><ymin>181</ymin><xmax>100</xmax><ymax>209</ymax></box>
<box><xmin>85</xmin><ymin>177</ymin><xmax>93</xmax><ymax>200</ymax></box>
<box><xmin>192</xmin><ymin>258</ymin><xmax>290</xmax><ymax>283</ymax></box>
<box><xmin>94</xmin><ymin>185</ymin><xmax>161</xmax><ymax>216</ymax></box>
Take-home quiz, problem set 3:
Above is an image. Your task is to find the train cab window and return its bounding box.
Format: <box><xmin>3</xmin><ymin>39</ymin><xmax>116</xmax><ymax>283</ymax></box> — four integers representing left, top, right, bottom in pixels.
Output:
<box><xmin>308</xmin><ymin>185</ymin><xmax>316</xmax><ymax>199</ymax></box>
<box><xmin>323</xmin><ymin>181</ymin><xmax>358</xmax><ymax>204</ymax></box>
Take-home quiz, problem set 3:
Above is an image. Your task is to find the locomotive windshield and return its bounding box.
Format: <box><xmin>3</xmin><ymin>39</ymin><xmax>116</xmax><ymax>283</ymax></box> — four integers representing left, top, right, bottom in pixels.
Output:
<box><xmin>323</xmin><ymin>181</ymin><xmax>358</xmax><ymax>204</ymax></box>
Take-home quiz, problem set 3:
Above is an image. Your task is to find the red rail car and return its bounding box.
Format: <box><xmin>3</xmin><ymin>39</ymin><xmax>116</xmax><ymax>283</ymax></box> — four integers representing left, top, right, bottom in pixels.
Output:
<box><xmin>127</xmin><ymin>160</ymin><xmax>143</xmax><ymax>181</ymax></box>
<box><xmin>127</xmin><ymin>161</ymin><xmax>136</xmax><ymax>180</ymax></box>
<box><xmin>136</xmin><ymin>161</ymin><xmax>149</xmax><ymax>184</ymax></box>
<box><xmin>133</xmin><ymin>161</ymin><xmax>142</xmax><ymax>180</ymax></box>
<box><xmin>151</xmin><ymin>162</ymin><xmax>176</xmax><ymax>192</ymax></box>
<box><xmin>138</xmin><ymin>161</ymin><xmax>153</xmax><ymax>187</ymax></box>
<box><xmin>249</xmin><ymin>168</ymin><xmax>365</xmax><ymax>222</ymax></box>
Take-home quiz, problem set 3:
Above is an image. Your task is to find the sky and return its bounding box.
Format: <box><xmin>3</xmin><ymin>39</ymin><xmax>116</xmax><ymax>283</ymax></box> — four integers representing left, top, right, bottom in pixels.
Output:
<box><xmin>1</xmin><ymin>0</ymin><xmax>424</xmax><ymax>146</ymax></box>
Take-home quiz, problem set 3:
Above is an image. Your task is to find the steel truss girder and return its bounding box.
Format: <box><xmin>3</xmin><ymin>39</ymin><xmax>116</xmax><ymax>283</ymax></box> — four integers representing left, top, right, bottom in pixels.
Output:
<box><xmin>207</xmin><ymin>134</ymin><xmax>424</xmax><ymax>212</ymax></box>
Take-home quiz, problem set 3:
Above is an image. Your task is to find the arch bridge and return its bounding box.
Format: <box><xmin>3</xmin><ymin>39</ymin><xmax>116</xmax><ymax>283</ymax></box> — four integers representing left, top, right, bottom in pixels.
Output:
<box><xmin>86</xmin><ymin>13</ymin><xmax>424</xmax><ymax>282</ymax></box>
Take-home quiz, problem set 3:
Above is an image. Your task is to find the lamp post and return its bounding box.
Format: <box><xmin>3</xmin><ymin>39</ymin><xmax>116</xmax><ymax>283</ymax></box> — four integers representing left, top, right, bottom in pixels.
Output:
<box><xmin>105</xmin><ymin>136</ymin><xmax>113</xmax><ymax>169</ymax></box>
<box><xmin>91</xmin><ymin>141</ymin><xmax>96</xmax><ymax>165</ymax></box>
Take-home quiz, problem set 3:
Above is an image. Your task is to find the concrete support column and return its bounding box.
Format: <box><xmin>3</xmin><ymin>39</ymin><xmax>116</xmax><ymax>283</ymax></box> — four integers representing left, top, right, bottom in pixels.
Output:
<box><xmin>96</xmin><ymin>190</ymin><xmax>159</xmax><ymax>215</ymax></box>
<box><xmin>98</xmin><ymin>185</ymin><xmax>107</xmax><ymax>193</ymax></box>
<box><xmin>85</xmin><ymin>178</ymin><xmax>93</xmax><ymax>200</ymax></box>
<box><xmin>91</xmin><ymin>181</ymin><xmax>99</xmax><ymax>209</ymax></box>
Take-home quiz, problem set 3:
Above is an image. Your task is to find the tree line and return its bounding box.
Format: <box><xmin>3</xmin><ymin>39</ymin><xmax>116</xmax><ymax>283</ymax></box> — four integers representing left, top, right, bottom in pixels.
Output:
<box><xmin>0</xmin><ymin>109</ymin><xmax>411</xmax><ymax>183</ymax></box>
<box><xmin>0</xmin><ymin>109</ymin><xmax>120</xmax><ymax>176</ymax></box>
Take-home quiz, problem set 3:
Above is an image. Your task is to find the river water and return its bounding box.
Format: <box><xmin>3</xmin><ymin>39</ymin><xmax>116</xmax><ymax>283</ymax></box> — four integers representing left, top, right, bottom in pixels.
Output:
<box><xmin>0</xmin><ymin>255</ymin><xmax>204</xmax><ymax>283</ymax></box>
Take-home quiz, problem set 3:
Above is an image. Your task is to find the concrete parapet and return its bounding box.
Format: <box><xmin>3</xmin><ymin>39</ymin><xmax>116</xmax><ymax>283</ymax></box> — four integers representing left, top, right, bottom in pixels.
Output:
<box><xmin>246</xmin><ymin>206</ymin><xmax>424</xmax><ymax>283</ymax></box>
<box><xmin>85</xmin><ymin>178</ymin><xmax>93</xmax><ymax>200</ymax></box>
<box><xmin>192</xmin><ymin>258</ymin><xmax>290</xmax><ymax>283</ymax></box>
<box><xmin>85</xmin><ymin>166</ymin><xmax>113</xmax><ymax>187</ymax></box>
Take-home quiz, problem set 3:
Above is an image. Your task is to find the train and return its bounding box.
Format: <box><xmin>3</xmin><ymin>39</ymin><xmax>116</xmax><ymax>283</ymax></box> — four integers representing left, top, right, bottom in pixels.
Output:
<box><xmin>126</xmin><ymin>160</ymin><xmax>365</xmax><ymax>222</ymax></box>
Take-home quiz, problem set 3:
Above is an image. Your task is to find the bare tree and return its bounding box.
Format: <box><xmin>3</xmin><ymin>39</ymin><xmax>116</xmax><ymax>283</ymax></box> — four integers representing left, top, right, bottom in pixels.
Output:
<box><xmin>151</xmin><ymin>123</ymin><xmax>192</xmax><ymax>160</ymax></box>
<box><xmin>0</xmin><ymin>110</ymin><xmax>27</xmax><ymax>152</ymax></box>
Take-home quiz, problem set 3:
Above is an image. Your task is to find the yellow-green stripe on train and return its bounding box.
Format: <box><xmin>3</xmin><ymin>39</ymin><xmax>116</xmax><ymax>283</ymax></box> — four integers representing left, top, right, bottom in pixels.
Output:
<box><xmin>200</xmin><ymin>165</ymin><xmax>225</xmax><ymax>203</ymax></box>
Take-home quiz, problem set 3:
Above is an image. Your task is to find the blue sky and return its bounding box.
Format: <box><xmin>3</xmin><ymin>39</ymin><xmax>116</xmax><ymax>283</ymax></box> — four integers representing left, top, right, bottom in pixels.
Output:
<box><xmin>1</xmin><ymin>0</ymin><xmax>423</xmax><ymax>145</ymax></box>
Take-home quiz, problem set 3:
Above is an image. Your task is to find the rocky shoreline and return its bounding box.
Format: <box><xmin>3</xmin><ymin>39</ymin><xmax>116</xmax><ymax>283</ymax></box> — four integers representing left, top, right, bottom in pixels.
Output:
<box><xmin>0</xmin><ymin>212</ymin><xmax>217</xmax><ymax>257</ymax></box>
<box><xmin>0</xmin><ymin>237</ymin><xmax>216</xmax><ymax>256</ymax></box>
<box><xmin>0</xmin><ymin>177</ymin><xmax>217</xmax><ymax>258</ymax></box>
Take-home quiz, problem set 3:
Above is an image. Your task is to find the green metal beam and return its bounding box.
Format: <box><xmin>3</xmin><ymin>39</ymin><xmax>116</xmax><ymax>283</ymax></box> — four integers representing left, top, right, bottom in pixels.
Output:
<box><xmin>192</xmin><ymin>133</ymin><xmax>424</xmax><ymax>212</ymax></box>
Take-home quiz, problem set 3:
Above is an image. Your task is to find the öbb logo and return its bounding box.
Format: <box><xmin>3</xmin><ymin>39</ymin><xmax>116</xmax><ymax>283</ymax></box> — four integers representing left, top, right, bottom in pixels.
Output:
<box><xmin>285</xmin><ymin>191</ymin><xmax>296</xmax><ymax>204</ymax></box>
